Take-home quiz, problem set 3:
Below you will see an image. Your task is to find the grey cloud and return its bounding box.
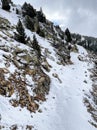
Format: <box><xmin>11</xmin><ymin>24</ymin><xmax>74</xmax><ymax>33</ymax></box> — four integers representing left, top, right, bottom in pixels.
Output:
<box><xmin>13</xmin><ymin>0</ymin><xmax>97</xmax><ymax>37</ymax></box>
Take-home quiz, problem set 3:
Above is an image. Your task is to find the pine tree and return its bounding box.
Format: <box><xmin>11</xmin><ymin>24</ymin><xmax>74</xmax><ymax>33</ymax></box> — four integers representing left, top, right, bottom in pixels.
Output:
<box><xmin>65</xmin><ymin>28</ymin><xmax>72</xmax><ymax>42</ymax></box>
<box><xmin>32</xmin><ymin>35</ymin><xmax>41</xmax><ymax>58</ymax></box>
<box><xmin>37</xmin><ymin>7</ymin><xmax>46</xmax><ymax>23</ymax></box>
<box><xmin>14</xmin><ymin>19</ymin><xmax>26</xmax><ymax>44</ymax></box>
<box><xmin>16</xmin><ymin>8</ymin><xmax>19</xmax><ymax>14</ymax></box>
<box><xmin>24</xmin><ymin>15</ymin><xmax>34</xmax><ymax>31</ymax></box>
<box><xmin>1</xmin><ymin>0</ymin><xmax>10</xmax><ymax>11</ymax></box>
<box><xmin>22</xmin><ymin>2</ymin><xmax>36</xmax><ymax>18</ymax></box>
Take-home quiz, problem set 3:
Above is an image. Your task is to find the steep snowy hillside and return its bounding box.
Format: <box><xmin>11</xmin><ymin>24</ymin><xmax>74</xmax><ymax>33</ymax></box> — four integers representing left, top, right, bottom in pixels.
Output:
<box><xmin>0</xmin><ymin>1</ymin><xmax>97</xmax><ymax>130</ymax></box>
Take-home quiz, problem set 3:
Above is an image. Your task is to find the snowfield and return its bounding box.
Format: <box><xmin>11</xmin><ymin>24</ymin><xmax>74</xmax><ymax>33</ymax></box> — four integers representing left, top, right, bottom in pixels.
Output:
<box><xmin>0</xmin><ymin>38</ymin><xmax>96</xmax><ymax>130</ymax></box>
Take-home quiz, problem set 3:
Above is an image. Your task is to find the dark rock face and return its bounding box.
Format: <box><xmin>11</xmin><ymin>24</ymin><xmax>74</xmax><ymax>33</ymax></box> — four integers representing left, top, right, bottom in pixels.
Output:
<box><xmin>1</xmin><ymin>0</ymin><xmax>10</xmax><ymax>11</ymax></box>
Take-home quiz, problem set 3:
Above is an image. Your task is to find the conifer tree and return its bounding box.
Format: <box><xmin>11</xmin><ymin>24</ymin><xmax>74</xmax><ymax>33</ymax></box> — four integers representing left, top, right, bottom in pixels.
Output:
<box><xmin>1</xmin><ymin>0</ymin><xmax>10</xmax><ymax>11</ymax></box>
<box><xmin>32</xmin><ymin>35</ymin><xmax>41</xmax><ymax>58</ymax></box>
<box><xmin>14</xmin><ymin>19</ymin><xmax>26</xmax><ymax>44</ymax></box>
<box><xmin>16</xmin><ymin>8</ymin><xmax>19</xmax><ymax>14</ymax></box>
<box><xmin>22</xmin><ymin>2</ymin><xmax>36</xmax><ymax>18</ymax></box>
<box><xmin>65</xmin><ymin>28</ymin><xmax>72</xmax><ymax>42</ymax></box>
<box><xmin>24</xmin><ymin>15</ymin><xmax>34</xmax><ymax>31</ymax></box>
<box><xmin>37</xmin><ymin>7</ymin><xmax>46</xmax><ymax>23</ymax></box>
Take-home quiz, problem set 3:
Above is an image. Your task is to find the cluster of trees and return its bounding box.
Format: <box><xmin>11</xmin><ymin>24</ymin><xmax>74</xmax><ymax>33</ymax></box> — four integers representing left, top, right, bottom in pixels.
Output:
<box><xmin>22</xmin><ymin>2</ymin><xmax>46</xmax><ymax>37</ymax></box>
<box><xmin>14</xmin><ymin>19</ymin><xmax>41</xmax><ymax>57</ymax></box>
<box><xmin>24</xmin><ymin>15</ymin><xmax>45</xmax><ymax>38</ymax></box>
<box><xmin>22</xmin><ymin>2</ymin><xmax>46</xmax><ymax>23</ymax></box>
<box><xmin>71</xmin><ymin>33</ymin><xmax>97</xmax><ymax>53</ymax></box>
<box><xmin>1</xmin><ymin>1</ymin><xmax>46</xmax><ymax>37</ymax></box>
<box><xmin>37</xmin><ymin>7</ymin><xmax>46</xmax><ymax>23</ymax></box>
<box><xmin>22</xmin><ymin>2</ymin><xmax>36</xmax><ymax>18</ymax></box>
<box><xmin>13</xmin><ymin>2</ymin><xmax>47</xmax><ymax>58</ymax></box>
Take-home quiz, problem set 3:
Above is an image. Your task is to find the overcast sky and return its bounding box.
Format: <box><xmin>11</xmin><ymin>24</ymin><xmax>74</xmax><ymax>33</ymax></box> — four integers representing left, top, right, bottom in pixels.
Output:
<box><xmin>13</xmin><ymin>0</ymin><xmax>97</xmax><ymax>37</ymax></box>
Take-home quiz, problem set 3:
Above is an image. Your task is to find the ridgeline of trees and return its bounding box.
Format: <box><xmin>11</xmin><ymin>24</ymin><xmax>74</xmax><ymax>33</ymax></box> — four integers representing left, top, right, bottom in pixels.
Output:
<box><xmin>72</xmin><ymin>33</ymin><xmax>97</xmax><ymax>53</ymax></box>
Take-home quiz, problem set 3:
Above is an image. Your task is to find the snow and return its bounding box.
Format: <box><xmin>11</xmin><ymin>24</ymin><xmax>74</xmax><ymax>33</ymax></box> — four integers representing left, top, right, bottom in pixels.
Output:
<box><xmin>0</xmin><ymin>8</ymin><xmax>19</xmax><ymax>26</ymax></box>
<box><xmin>81</xmin><ymin>36</ymin><xmax>85</xmax><ymax>41</ymax></box>
<box><xmin>0</xmin><ymin>4</ymin><xmax>96</xmax><ymax>130</ymax></box>
<box><xmin>33</xmin><ymin>44</ymin><xmax>95</xmax><ymax>130</ymax></box>
<box><xmin>26</xmin><ymin>74</ymin><xmax>34</xmax><ymax>96</ymax></box>
<box><xmin>0</xmin><ymin>39</ymin><xmax>96</xmax><ymax>130</ymax></box>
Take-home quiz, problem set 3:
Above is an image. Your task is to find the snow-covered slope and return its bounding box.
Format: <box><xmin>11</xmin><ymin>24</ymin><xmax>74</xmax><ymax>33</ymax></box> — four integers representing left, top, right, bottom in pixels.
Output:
<box><xmin>0</xmin><ymin>2</ymin><xmax>96</xmax><ymax>130</ymax></box>
<box><xmin>28</xmin><ymin>40</ymin><xmax>96</xmax><ymax>130</ymax></box>
<box><xmin>0</xmin><ymin>39</ymin><xmax>96</xmax><ymax>130</ymax></box>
